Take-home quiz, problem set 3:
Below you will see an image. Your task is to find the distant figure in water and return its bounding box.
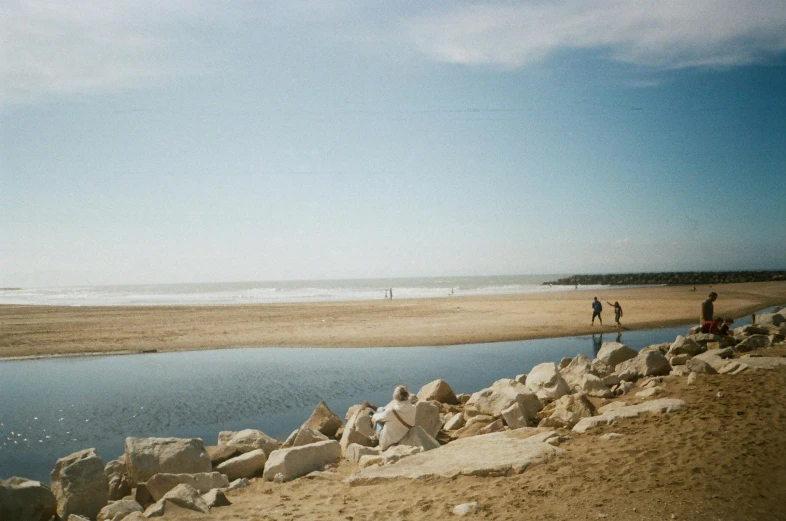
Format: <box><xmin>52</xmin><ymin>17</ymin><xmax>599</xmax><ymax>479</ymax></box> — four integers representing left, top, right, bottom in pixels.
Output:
<box><xmin>606</xmin><ymin>300</ymin><xmax>623</xmax><ymax>328</ymax></box>
<box><xmin>575</xmin><ymin>283</ymin><xmax>578</xmax><ymax>290</ymax></box>
<box><xmin>384</xmin><ymin>289</ymin><xmax>389</xmax><ymax>299</ymax></box>
<box><xmin>591</xmin><ymin>297</ymin><xmax>603</xmax><ymax>326</ymax></box>
<box><xmin>389</xmin><ymin>288</ymin><xmax>393</xmax><ymax>300</ymax></box>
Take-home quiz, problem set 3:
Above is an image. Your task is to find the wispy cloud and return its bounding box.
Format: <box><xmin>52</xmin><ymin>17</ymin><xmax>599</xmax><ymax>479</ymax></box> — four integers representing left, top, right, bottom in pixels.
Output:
<box><xmin>402</xmin><ymin>0</ymin><xmax>786</xmax><ymax>69</ymax></box>
<box><xmin>0</xmin><ymin>0</ymin><xmax>224</xmax><ymax>104</ymax></box>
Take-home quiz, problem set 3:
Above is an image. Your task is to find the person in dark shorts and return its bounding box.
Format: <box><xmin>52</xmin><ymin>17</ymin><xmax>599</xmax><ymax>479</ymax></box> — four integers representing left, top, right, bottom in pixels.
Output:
<box><xmin>700</xmin><ymin>292</ymin><xmax>718</xmax><ymax>333</ymax></box>
<box><xmin>606</xmin><ymin>300</ymin><xmax>623</xmax><ymax>328</ymax></box>
<box><xmin>591</xmin><ymin>297</ymin><xmax>603</xmax><ymax>325</ymax></box>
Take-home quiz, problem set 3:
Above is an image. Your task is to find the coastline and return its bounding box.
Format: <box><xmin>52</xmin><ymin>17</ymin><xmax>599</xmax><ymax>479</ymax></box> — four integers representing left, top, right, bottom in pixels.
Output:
<box><xmin>2</xmin><ymin>281</ymin><xmax>786</xmax><ymax>360</ymax></box>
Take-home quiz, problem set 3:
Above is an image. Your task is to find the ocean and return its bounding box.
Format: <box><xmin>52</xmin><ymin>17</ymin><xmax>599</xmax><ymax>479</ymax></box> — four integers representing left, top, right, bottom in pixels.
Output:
<box><xmin>0</xmin><ymin>275</ymin><xmax>616</xmax><ymax>307</ymax></box>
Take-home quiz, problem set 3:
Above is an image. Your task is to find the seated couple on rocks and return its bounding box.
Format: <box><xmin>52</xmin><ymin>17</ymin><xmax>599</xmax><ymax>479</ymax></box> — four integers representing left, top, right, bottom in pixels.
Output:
<box><xmin>362</xmin><ymin>384</ymin><xmax>416</xmax><ymax>451</ymax></box>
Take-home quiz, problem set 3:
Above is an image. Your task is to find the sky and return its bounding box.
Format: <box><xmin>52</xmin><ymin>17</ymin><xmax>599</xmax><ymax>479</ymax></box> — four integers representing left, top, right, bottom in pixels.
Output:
<box><xmin>1</xmin><ymin>0</ymin><xmax>785</xmax><ymax>287</ymax></box>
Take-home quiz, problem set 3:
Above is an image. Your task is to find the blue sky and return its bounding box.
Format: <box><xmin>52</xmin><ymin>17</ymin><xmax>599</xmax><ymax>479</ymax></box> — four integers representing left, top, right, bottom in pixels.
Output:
<box><xmin>2</xmin><ymin>1</ymin><xmax>785</xmax><ymax>287</ymax></box>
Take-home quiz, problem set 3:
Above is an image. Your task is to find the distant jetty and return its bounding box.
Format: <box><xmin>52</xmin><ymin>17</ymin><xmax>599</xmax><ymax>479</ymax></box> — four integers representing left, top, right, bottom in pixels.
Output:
<box><xmin>543</xmin><ymin>271</ymin><xmax>786</xmax><ymax>286</ymax></box>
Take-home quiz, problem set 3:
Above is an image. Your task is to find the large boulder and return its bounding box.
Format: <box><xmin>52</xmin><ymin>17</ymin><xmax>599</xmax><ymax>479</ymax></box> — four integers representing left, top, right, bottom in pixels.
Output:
<box><xmin>145</xmin><ymin>472</ymin><xmax>229</xmax><ymax>502</ymax></box>
<box><xmin>416</xmin><ymin>379</ymin><xmax>459</xmax><ymax>405</ymax></box>
<box><xmin>466</xmin><ymin>379</ymin><xmax>543</xmax><ymax>420</ymax></box>
<box><xmin>443</xmin><ymin>412</ymin><xmax>465</xmax><ymax>431</ymax></box>
<box><xmin>339</xmin><ymin>408</ymin><xmax>375</xmax><ymax>455</ymax></box>
<box><xmin>205</xmin><ymin>444</ymin><xmax>241</xmax><ymax>466</ymax></box>
<box><xmin>292</xmin><ymin>426</ymin><xmax>330</xmax><ymax>447</ymax></box>
<box><xmin>755</xmin><ymin>312</ymin><xmax>785</xmax><ymax>326</ymax></box>
<box><xmin>217</xmin><ymin>429</ymin><xmax>279</xmax><ymax>456</ymax></box>
<box><xmin>97</xmin><ymin>499</ymin><xmax>143</xmax><ymax>521</ymax></box>
<box><xmin>124</xmin><ymin>438</ymin><xmax>211</xmax><ymax>487</ymax></box>
<box><xmin>735</xmin><ymin>334</ymin><xmax>771</xmax><ymax>351</ymax></box>
<box><xmin>614</xmin><ymin>350</ymin><xmax>671</xmax><ymax>379</ymax></box>
<box><xmin>501</xmin><ymin>402</ymin><xmax>530</xmax><ymax>429</ymax></box>
<box><xmin>538</xmin><ymin>394</ymin><xmax>596</xmax><ymax>429</ymax></box>
<box><xmin>686</xmin><ymin>357</ymin><xmax>718</xmax><ymax>374</ymax></box>
<box><xmin>559</xmin><ymin>354</ymin><xmax>596</xmax><ymax>391</ymax></box>
<box><xmin>415</xmin><ymin>400</ymin><xmax>443</xmax><ymax>438</ymax></box>
<box><xmin>144</xmin><ymin>484</ymin><xmax>209</xmax><ymax>517</ymax></box>
<box><xmin>344</xmin><ymin>444</ymin><xmax>381</xmax><ymax>463</ymax></box>
<box><xmin>50</xmin><ymin>448</ymin><xmax>108</xmax><ymax>521</ymax></box>
<box><xmin>668</xmin><ymin>335</ymin><xmax>702</xmax><ymax>356</ymax></box>
<box><xmin>215</xmin><ymin>449</ymin><xmax>268</xmax><ymax>481</ymax></box>
<box><xmin>104</xmin><ymin>459</ymin><xmax>131</xmax><ymax>501</ymax></box>
<box><xmin>0</xmin><ymin>477</ymin><xmax>57</xmax><ymax>521</ymax></box>
<box><xmin>302</xmin><ymin>401</ymin><xmax>343</xmax><ymax>438</ymax></box>
<box><xmin>262</xmin><ymin>440</ymin><xmax>341</xmax><ymax>482</ymax></box>
<box><xmin>577</xmin><ymin>374</ymin><xmax>613</xmax><ymax>398</ymax></box>
<box><xmin>526</xmin><ymin>362</ymin><xmax>570</xmax><ymax>401</ymax></box>
<box><xmin>596</xmin><ymin>342</ymin><xmax>637</xmax><ymax>366</ymax></box>
<box><xmin>687</xmin><ymin>333</ymin><xmax>723</xmax><ymax>348</ymax></box>
<box><xmin>397</xmin><ymin>425</ymin><xmax>440</xmax><ymax>451</ymax></box>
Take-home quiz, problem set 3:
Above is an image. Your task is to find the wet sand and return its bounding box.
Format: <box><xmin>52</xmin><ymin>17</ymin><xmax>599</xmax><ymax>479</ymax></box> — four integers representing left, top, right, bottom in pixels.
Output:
<box><xmin>1</xmin><ymin>281</ymin><xmax>785</xmax><ymax>360</ymax></box>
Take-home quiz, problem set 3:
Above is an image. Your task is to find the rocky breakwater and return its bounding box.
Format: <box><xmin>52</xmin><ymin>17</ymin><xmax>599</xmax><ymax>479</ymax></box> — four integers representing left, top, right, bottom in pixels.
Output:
<box><xmin>544</xmin><ymin>270</ymin><xmax>786</xmax><ymax>286</ymax></box>
<box><xmin>2</xmin><ymin>307</ymin><xmax>785</xmax><ymax>520</ymax></box>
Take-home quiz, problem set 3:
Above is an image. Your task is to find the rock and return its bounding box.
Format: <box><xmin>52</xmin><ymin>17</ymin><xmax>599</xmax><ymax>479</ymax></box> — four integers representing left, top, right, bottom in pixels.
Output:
<box><xmin>692</xmin><ymin>351</ymin><xmax>729</xmax><ymax>372</ymax></box>
<box><xmin>579</xmin><ymin>374</ymin><xmax>613</xmax><ymax>398</ymax></box>
<box><xmin>145</xmin><ymin>472</ymin><xmax>229</xmax><ymax>501</ymax></box>
<box><xmin>591</xmin><ymin>359</ymin><xmax>614</xmax><ymax>378</ymax></box>
<box><xmin>687</xmin><ymin>333</ymin><xmax>722</xmax><ymax>348</ymax></box>
<box><xmin>398</xmin><ymin>425</ymin><xmax>441</xmax><ymax>451</ymax></box>
<box><xmin>347</xmin><ymin>429</ymin><xmax>565</xmax><ymax>484</ymax></box>
<box><xmin>514</xmin><ymin>373</ymin><xmax>527</xmax><ymax>385</ymax></box>
<box><xmin>453</xmin><ymin>416</ymin><xmax>496</xmax><ymax>439</ymax></box>
<box><xmin>668</xmin><ymin>336</ymin><xmax>703</xmax><ymax>357</ymax></box>
<box><xmin>601</xmin><ymin>373</ymin><xmax>621</xmax><ymax>387</ymax></box>
<box><xmin>201</xmin><ymin>489</ymin><xmax>231</xmax><ymax>508</ymax></box>
<box><xmin>479</xmin><ymin>419</ymin><xmax>506</xmax><ymax>434</ymax></box>
<box><xmin>466</xmin><ymin>379</ymin><xmax>543</xmax><ymax>420</ymax></box>
<box><xmin>686</xmin><ymin>357</ymin><xmax>718</xmax><ymax>374</ymax></box>
<box><xmin>50</xmin><ymin>448</ymin><xmax>108</xmax><ymax>521</ymax></box>
<box><xmin>133</xmin><ymin>484</ymin><xmax>153</xmax><ymax>508</ymax></box>
<box><xmin>501</xmin><ymin>402</ymin><xmax>530</xmax><ymax>429</ymax></box>
<box><xmin>453</xmin><ymin>501</ymin><xmax>480</xmax><ymax>516</ymax></box>
<box><xmin>144</xmin><ymin>484</ymin><xmax>209</xmax><ymax>517</ymax></box>
<box><xmin>733</xmin><ymin>357</ymin><xmax>786</xmax><ymax>370</ymax></box>
<box><xmin>443</xmin><ymin>412</ymin><xmax>465</xmax><ymax>431</ymax></box>
<box><xmin>416</xmin><ymin>379</ymin><xmax>459</xmax><ymax>404</ymax></box>
<box><xmin>227</xmin><ymin>478</ymin><xmax>250</xmax><ymax>491</ymax></box>
<box><xmin>0</xmin><ymin>477</ymin><xmax>57</xmax><ymax>521</ymax></box>
<box><xmin>559</xmin><ymin>354</ymin><xmax>596</xmax><ymax>391</ymax></box>
<box><xmin>599</xmin><ymin>433</ymin><xmax>624</xmax><ymax>440</ymax></box>
<box><xmin>736</xmin><ymin>325</ymin><xmax>770</xmax><ymax>336</ymax></box>
<box><xmin>687</xmin><ymin>372</ymin><xmax>698</xmax><ymax>385</ymax></box>
<box><xmin>97</xmin><ymin>499</ymin><xmax>143</xmax><ymax>521</ymax></box>
<box><xmin>344</xmin><ymin>443</ymin><xmax>381</xmax><ymax>463</ymax></box>
<box><xmin>104</xmin><ymin>459</ymin><xmax>131</xmax><ymax>501</ymax></box>
<box><xmin>215</xmin><ymin>448</ymin><xmax>268</xmax><ymax>481</ymax></box>
<box><xmin>217</xmin><ymin>429</ymin><xmax>279</xmax><ymax>456</ymax></box>
<box><xmin>614</xmin><ymin>381</ymin><xmax>634</xmax><ymax>396</ymax></box>
<box><xmin>755</xmin><ymin>312</ymin><xmax>785</xmax><ymax>326</ymax></box>
<box><xmin>125</xmin><ymin>437</ymin><xmax>211</xmax><ymax>487</ymax></box>
<box><xmin>302</xmin><ymin>401</ymin><xmax>343</xmax><ymax>438</ymax></box>
<box><xmin>66</xmin><ymin>516</ymin><xmax>91</xmax><ymax>521</ymax></box>
<box><xmin>526</xmin><ymin>362</ymin><xmax>570</xmax><ymax>401</ymax></box>
<box><xmin>339</xmin><ymin>408</ymin><xmax>375</xmax><ymax>455</ymax></box>
<box><xmin>262</xmin><ymin>440</ymin><xmax>341</xmax><ymax>482</ymax></box>
<box><xmin>635</xmin><ymin>387</ymin><xmax>661</xmax><ymax>398</ymax></box>
<box><xmin>359</xmin><ymin>445</ymin><xmax>422</xmax><ymax>468</ymax></box>
<box><xmin>615</xmin><ymin>350</ymin><xmax>671</xmax><ymax>379</ymax></box>
<box><xmin>205</xmin><ymin>444</ymin><xmax>242</xmax><ymax>466</ymax></box>
<box><xmin>735</xmin><ymin>334</ymin><xmax>771</xmax><ymax>351</ymax></box>
<box><xmin>293</xmin><ymin>426</ymin><xmax>330</xmax><ymax>447</ymax></box>
<box><xmin>572</xmin><ymin>398</ymin><xmax>686</xmax><ymax>433</ymax></box>
<box><xmin>596</xmin><ymin>342</ymin><xmax>637</xmax><ymax>367</ymax></box>
<box><xmin>558</xmin><ymin>357</ymin><xmax>572</xmax><ymax>369</ymax></box>
<box><xmin>669</xmin><ymin>354</ymin><xmax>690</xmax><ymax>366</ymax></box>
<box><xmin>538</xmin><ymin>394</ymin><xmax>596</xmax><ymax>429</ymax></box>
<box><xmin>281</xmin><ymin>429</ymin><xmax>299</xmax><ymax>449</ymax></box>
<box><xmin>687</xmin><ymin>325</ymin><xmax>702</xmax><ymax>335</ymax></box>
<box><xmin>415</xmin><ymin>400</ymin><xmax>443</xmax><ymax>438</ymax></box>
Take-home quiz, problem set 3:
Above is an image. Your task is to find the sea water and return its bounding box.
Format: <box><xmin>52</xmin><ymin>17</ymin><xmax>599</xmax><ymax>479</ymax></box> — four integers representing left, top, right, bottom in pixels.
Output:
<box><xmin>0</xmin><ymin>310</ymin><xmax>772</xmax><ymax>484</ymax></box>
<box><xmin>0</xmin><ymin>275</ymin><xmax>622</xmax><ymax>306</ymax></box>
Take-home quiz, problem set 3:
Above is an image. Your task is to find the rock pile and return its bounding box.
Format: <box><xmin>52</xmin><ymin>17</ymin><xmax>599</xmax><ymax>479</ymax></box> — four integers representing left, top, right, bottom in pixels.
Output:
<box><xmin>2</xmin><ymin>309</ymin><xmax>785</xmax><ymax>520</ymax></box>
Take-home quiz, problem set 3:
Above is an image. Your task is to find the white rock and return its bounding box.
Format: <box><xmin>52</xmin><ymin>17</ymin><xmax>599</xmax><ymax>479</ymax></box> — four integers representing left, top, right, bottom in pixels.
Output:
<box><xmin>262</xmin><ymin>440</ymin><xmax>341</xmax><ymax>482</ymax></box>
<box><xmin>398</xmin><ymin>425</ymin><xmax>440</xmax><ymax>451</ymax></box>
<box><xmin>0</xmin><ymin>477</ymin><xmax>57</xmax><ymax>521</ymax></box>
<box><xmin>526</xmin><ymin>362</ymin><xmax>570</xmax><ymax>401</ymax></box>
<box><xmin>344</xmin><ymin>443</ymin><xmax>381</xmax><ymax>463</ymax></box>
<box><xmin>145</xmin><ymin>472</ymin><xmax>229</xmax><ymax>501</ymax></box>
<box><xmin>579</xmin><ymin>374</ymin><xmax>613</xmax><ymax>398</ymax></box>
<box><xmin>615</xmin><ymin>350</ymin><xmax>672</xmax><ymax>379</ymax></box>
<box><xmin>687</xmin><ymin>372</ymin><xmax>698</xmax><ymax>385</ymax></box>
<box><xmin>501</xmin><ymin>402</ymin><xmax>530</xmax><ymax>430</ymax></box>
<box><xmin>292</xmin><ymin>426</ymin><xmax>330</xmax><ymax>447</ymax></box>
<box><xmin>453</xmin><ymin>501</ymin><xmax>480</xmax><ymax>515</ymax></box>
<box><xmin>538</xmin><ymin>394</ymin><xmax>596</xmax><ymax>429</ymax></box>
<box><xmin>97</xmin><ymin>499</ymin><xmax>143</xmax><ymax>521</ymax></box>
<box><xmin>201</xmin><ymin>488</ymin><xmax>231</xmax><ymax>508</ymax></box>
<box><xmin>416</xmin><ymin>379</ymin><xmax>459</xmax><ymax>404</ymax></box>
<box><xmin>301</xmin><ymin>401</ymin><xmax>343</xmax><ymax>438</ymax></box>
<box><xmin>215</xmin><ymin>449</ymin><xmax>268</xmax><ymax>481</ymax></box>
<box><xmin>572</xmin><ymin>399</ymin><xmax>686</xmax><ymax>433</ymax></box>
<box><xmin>50</xmin><ymin>448</ymin><xmax>108</xmax><ymax>521</ymax></box>
<box><xmin>217</xmin><ymin>429</ymin><xmax>279</xmax><ymax>456</ymax></box>
<box><xmin>227</xmin><ymin>478</ymin><xmax>250</xmax><ymax>491</ymax></box>
<box><xmin>635</xmin><ymin>387</ymin><xmax>661</xmax><ymax>398</ymax></box>
<box><xmin>596</xmin><ymin>342</ymin><xmax>637</xmax><ymax>366</ymax></box>
<box><xmin>466</xmin><ymin>379</ymin><xmax>543</xmax><ymax>420</ymax></box>
<box><xmin>560</xmin><ymin>354</ymin><xmax>596</xmax><ymax>391</ymax></box>
<box><xmin>144</xmin><ymin>484</ymin><xmax>209</xmax><ymax>517</ymax></box>
<box><xmin>443</xmin><ymin>412</ymin><xmax>465</xmax><ymax>431</ymax></box>
<box><xmin>415</xmin><ymin>400</ymin><xmax>443</xmax><ymax>438</ymax></box>
<box><xmin>668</xmin><ymin>336</ymin><xmax>702</xmax><ymax>357</ymax></box>
<box><xmin>124</xmin><ymin>437</ymin><xmax>211</xmax><ymax>487</ymax></box>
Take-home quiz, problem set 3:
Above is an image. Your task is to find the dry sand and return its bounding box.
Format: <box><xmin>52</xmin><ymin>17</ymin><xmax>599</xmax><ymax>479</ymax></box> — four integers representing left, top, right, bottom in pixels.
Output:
<box><xmin>159</xmin><ymin>344</ymin><xmax>786</xmax><ymax>521</ymax></box>
<box><xmin>2</xmin><ymin>281</ymin><xmax>785</xmax><ymax>359</ymax></box>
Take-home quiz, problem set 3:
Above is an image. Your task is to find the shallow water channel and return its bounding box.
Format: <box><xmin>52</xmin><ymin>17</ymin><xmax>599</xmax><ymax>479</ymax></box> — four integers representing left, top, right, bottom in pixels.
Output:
<box><xmin>0</xmin><ymin>313</ymin><xmax>765</xmax><ymax>483</ymax></box>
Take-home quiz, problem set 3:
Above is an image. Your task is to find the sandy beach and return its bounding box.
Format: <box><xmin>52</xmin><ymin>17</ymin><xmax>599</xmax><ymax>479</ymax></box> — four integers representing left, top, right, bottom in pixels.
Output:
<box><xmin>2</xmin><ymin>281</ymin><xmax>786</xmax><ymax>359</ymax></box>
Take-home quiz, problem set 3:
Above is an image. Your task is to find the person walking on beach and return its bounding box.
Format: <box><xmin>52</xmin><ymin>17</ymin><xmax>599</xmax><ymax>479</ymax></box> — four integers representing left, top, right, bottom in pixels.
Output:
<box><xmin>389</xmin><ymin>288</ymin><xmax>393</xmax><ymax>300</ymax></box>
<box><xmin>591</xmin><ymin>297</ymin><xmax>603</xmax><ymax>326</ymax></box>
<box><xmin>700</xmin><ymin>292</ymin><xmax>718</xmax><ymax>333</ymax></box>
<box><xmin>606</xmin><ymin>300</ymin><xmax>623</xmax><ymax>328</ymax></box>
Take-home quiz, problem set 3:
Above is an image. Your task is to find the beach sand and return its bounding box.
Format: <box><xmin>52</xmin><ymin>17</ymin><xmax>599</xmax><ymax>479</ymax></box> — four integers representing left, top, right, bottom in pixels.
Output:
<box><xmin>152</xmin><ymin>344</ymin><xmax>786</xmax><ymax>521</ymax></box>
<box><xmin>2</xmin><ymin>281</ymin><xmax>786</xmax><ymax>359</ymax></box>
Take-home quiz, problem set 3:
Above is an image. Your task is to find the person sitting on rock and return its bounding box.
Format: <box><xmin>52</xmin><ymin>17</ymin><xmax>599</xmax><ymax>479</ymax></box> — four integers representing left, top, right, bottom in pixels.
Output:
<box><xmin>719</xmin><ymin>317</ymin><xmax>733</xmax><ymax>336</ymax></box>
<box><xmin>371</xmin><ymin>384</ymin><xmax>416</xmax><ymax>450</ymax></box>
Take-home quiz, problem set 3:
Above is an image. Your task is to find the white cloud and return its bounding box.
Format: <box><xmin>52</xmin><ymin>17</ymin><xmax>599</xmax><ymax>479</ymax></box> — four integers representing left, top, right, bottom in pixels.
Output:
<box><xmin>0</xmin><ymin>0</ymin><xmax>223</xmax><ymax>104</ymax></box>
<box><xmin>402</xmin><ymin>0</ymin><xmax>786</xmax><ymax>69</ymax></box>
